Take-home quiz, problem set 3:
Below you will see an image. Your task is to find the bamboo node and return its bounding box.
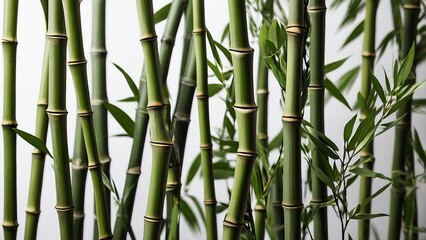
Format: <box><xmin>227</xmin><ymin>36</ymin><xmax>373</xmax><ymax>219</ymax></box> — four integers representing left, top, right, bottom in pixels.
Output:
<box><xmin>257</xmin><ymin>133</ymin><xmax>268</xmax><ymax>140</ymax></box>
<box><xmin>25</xmin><ymin>209</ymin><xmax>41</xmax><ymax>215</ymax></box>
<box><xmin>146</xmin><ymin>103</ymin><xmax>166</xmax><ymax>110</ymax></box>
<box><xmin>254</xmin><ymin>205</ymin><xmax>266</xmax><ymax>211</ymax></box>
<box><xmin>90</xmin><ymin>48</ymin><xmax>108</xmax><ymax>55</ymax></box>
<box><xmin>223</xmin><ymin>219</ymin><xmax>243</xmax><ymax>228</ymax></box>
<box><xmin>183</xmin><ymin>33</ymin><xmax>192</xmax><ymax>40</ymax></box>
<box><xmin>402</xmin><ymin>4</ymin><xmax>420</xmax><ymax>9</ymax></box>
<box><xmin>127</xmin><ymin>167</ymin><xmax>141</xmax><ymax>175</ymax></box>
<box><xmin>45</xmin><ymin>33</ymin><xmax>67</xmax><ymax>40</ymax></box>
<box><xmin>173</xmin><ymin>114</ymin><xmax>191</xmax><ymax>123</ymax></box>
<box><xmin>237</xmin><ymin>151</ymin><xmax>258</xmax><ymax>157</ymax></box>
<box><xmin>234</xmin><ymin>104</ymin><xmax>258</xmax><ymax>110</ymax></box>
<box><xmin>271</xmin><ymin>200</ymin><xmax>281</xmax><ymax>206</ymax></box>
<box><xmin>161</xmin><ymin>37</ymin><xmax>175</xmax><ymax>46</ymax></box>
<box><xmin>1</xmin><ymin>120</ymin><xmax>18</xmax><ymax>127</ymax></box>
<box><xmin>256</xmin><ymin>89</ymin><xmax>269</xmax><ymax>94</ymax></box>
<box><xmin>196</xmin><ymin>94</ymin><xmax>209</xmax><ymax>99</ymax></box>
<box><xmin>140</xmin><ymin>35</ymin><xmax>158</xmax><ymax>43</ymax></box>
<box><xmin>46</xmin><ymin>109</ymin><xmax>68</xmax><ymax>115</ymax></box>
<box><xmin>166</xmin><ymin>182</ymin><xmax>181</xmax><ymax>191</ymax></box>
<box><xmin>99</xmin><ymin>234</ymin><xmax>114</xmax><ymax>240</ymax></box>
<box><xmin>144</xmin><ymin>216</ymin><xmax>163</xmax><ymax>223</ymax></box>
<box><xmin>361</xmin><ymin>51</ymin><xmax>376</xmax><ymax>58</ymax></box>
<box><xmin>31</xmin><ymin>149</ymin><xmax>46</xmax><ymax>155</ymax></box>
<box><xmin>180</xmin><ymin>77</ymin><xmax>196</xmax><ymax>86</ymax></box>
<box><xmin>55</xmin><ymin>205</ymin><xmax>74</xmax><ymax>212</ymax></box>
<box><xmin>193</xmin><ymin>28</ymin><xmax>206</xmax><ymax>35</ymax></box>
<box><xmin>72</xmin><ymin>161</ymin><xmax>88</xmax><ymax>170</ymax></box>
<box><xmin>229</xmin><ymin>47</ymin><xmax>254</xmax><ymax>54</ymax></box>
<box><xmin>308</xmin><ymin>85</ymin><xmax>325</xmax><ymax>90</ymax></box>
<box><xmin>73</xmin><ymin>212</ymin><xmax>85</xmax><ymax>219</ymax></box>
<box><xmin>200</xmin><ymin>143</ymin><xmax>213</xmax><ymax>149</ymax></box>
<box><xmin>286</xmin><ymin>25</ymin><xmax>305</xmax><ymax>36</ymax></box>
<box><xmin>281</xmin><ymin>203</ymin><xmax>304</xmax><ymax>209</ymax></box>
<box><xmin>68</xmin><ymin>60</ymin><xmax>87</xmax><ymax>66</ymax></box>
<box><xmin>100</xmin><ymin>157</ymin><xmax>112</xmax><ymax>165</ymax></box>
<box><xmin>77</xmin><ymin>111</ymin><xmax>93</xmax><ymax>117</ymax></box>
<box><xmin>2</xmin><ymin>222</ymin><xmax>18</xmax><ymax>229</ymax></box>
<box><xmin>1</xmin><ymin>38</ymin><xmax>18</xmax><ymax>44</ymax></box>
<box><xmin>308</xmin><ymin>6</ymin><xmax>327</xmax><ymax>12</ymax></box>
<box><xmin>282</xmin><ymin>115</ymin><xmax>302</xmax><ymax>122</ymax></box>
<box><xmin>88</xmin><ymin>163</ymin><xmax>101</xmax><ymax>170</ymax></box>
<box><xmin>203</xmin><ymin>200</ymin><xmax>217</xmax><ymax>205</ymax></box>
<box><xmin>92</xmin><ymin>99</ymin><xmax>107</xmax><ymax>106</ymax></box>
<box><xmin>150</xmin><ymin>140</ymin><xmax>174</xmax><ymax>147</ymax></box>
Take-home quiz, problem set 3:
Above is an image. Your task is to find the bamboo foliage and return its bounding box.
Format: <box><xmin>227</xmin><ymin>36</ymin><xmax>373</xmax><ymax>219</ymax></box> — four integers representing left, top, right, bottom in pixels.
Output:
<box><xmin>222</xmin><ymin>0</ymin><xmax>257</xmax><ymax>239</ymax></box>
<box><xmin>60</xmin><ymin>0</ymin><xmax>112</xmax><ymax>237</ymax></box>
<box><xmin>2</xmin><ymin>0</ymin><xmax>19</xmax><ymax>238</ymax></box>
<box><xmin>358</xmin><ymin>0</ymin><xmax>378</xmax><ymax>239</ymax></box>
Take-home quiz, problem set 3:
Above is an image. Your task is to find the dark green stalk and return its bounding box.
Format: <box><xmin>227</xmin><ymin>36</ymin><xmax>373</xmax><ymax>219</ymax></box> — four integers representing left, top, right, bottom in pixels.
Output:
<box><xmin>266</xmin><ymin>166</ymin><xmax>284</xmax><ymax>239</ymax></box>
<box><xmin>358</xmin><ymin>1</ymin><xmax>378</xmax><ymax>238</ymax></box>
<box><xmin>136</xmin><ymin>0</ymin><xmax>174</xmax><ymax>239</ymax></box>
<box><xmin>24</xmin><ymin>41</ymin><xmax>49</xmax><ymax>240</ymax></box>
<box><xmin>180</xmin><ymin>2</ymin><xmax>194</xmax><ymax>77</ymax></box>
<box><xmin>2</xmin><ymin>0</ymin><xmax>18</xmax><ymax>238</ymax></box>
<box><xmin>404</xmin><ymin>145</ymin><xmax>418</xmax><ymax>240</ymax></box>
<box><xmin>193</xmin><ymin>0</ymin><xmax>218</xmax><ymax>238</ymax></box>
<box><xmin>255</xmin><ymin>1</ymin><xmax>274</xmax><ymax>239</ymax></box>
<box><xmin>46</xmin><ymin>0</ymin><xmax>74</xmax><ymax>238</ymax></box>
<box><xmin>282</xmin><ymin>0</ymin><xmax>305</xmax><ymax>239</ymax></box>
<box><xmin>222</xmin><ymin>0</ymin><xmax>257</xmax><ymax>239</ymax></box>
<box><xmin>113</xmin><ymin>1</ymin><xmax>186</xmax><ymax>239</ymax></box>
<box><xmin>60</xmin><ymin>0</ymin><xmax>112</xmax><ymax>237</ymax></box>
<box><xmin>388</xmin><ymin>0</ymin><xmax>420</xmax><ymax>239</ymax></box>
<box><xmin>308</xmin><ymin>0</ymin><xmax>328</xmax><ymax>239</ymax></box>
<box><xmin>91</xmin><ymin>0</ymin><xmax>110</xmax><ymax>238</ymax></box>
<box><xmin>71</xmin><ymin>121</ymin><xmax>88</xmax><ymax>240</ymax></box>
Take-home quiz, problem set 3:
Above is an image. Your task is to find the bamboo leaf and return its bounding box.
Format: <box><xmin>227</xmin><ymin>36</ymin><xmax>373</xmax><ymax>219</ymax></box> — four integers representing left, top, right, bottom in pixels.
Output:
<box><xmin>154</xmin><ymin>2</ymin><xmax>171</xmax><ymax>24</ymax></box>
<box><xmin>377</xmin><ymin>31</ymin><xmax>396</xmax><ymax>59</ymax></box>
<box><xmin>207</xmin><ymin>60</ymin><xmax>224</xmax><ymax>83</ymax></box>
<box><xmin>310</xmin><ymin>162</ymin><xmax>336</xmax><ymax>192</ymax></box>
<box><xmin>185</xmin><ymin>154</ymin><xmax>201</xmax><ymax>186</ymax></box>
<box><xmin>352</xmin><ymin>213</ymin><xmax>388</xmax><ymax>220</ymax></box>
<box><xmin>187</xmin><ymin>195</ymin><xmax>206</xmax><ymax>226</ymax></box>
<box><xmin>360</xmin><ymin>182</ymin><xmax>391</xmax><ymax>207</ymax></box>
<box><xmin>112</xmin><ymin>63</ymin><xmax>140</xmax><ymax>102</ymax></box>
<box><xmin>376</xmin><ymin>114</ymin><xmax>406</xmax><ymax>137</ymax></box>
<box><xmin>350</xmin><ymin>167</ymin><xmax>391</xmax><ymax>181</ymax></box>
<box><xmin>344</xmin><ymin>115</ymin><xmax>357</xmax><ymax>142</ymax></box>
<box><xmin>324</xmin><ymin>57</ymin><xmax>348</xmax><ymax>74</ymax></box>
<box><xmin>251</xmin><ymin>161</ymin><xmax>264</xmax><ymax>204</ymax></box>
<box><xmin>212</xmin><ymin>161</ymin><xmax>235</xmax><ymax>179</ymax></box>
<box><xmin>342</xmin><ymin>20</ymin><xmax>364</xmax><ymax>48</ymax></box>
<box><xmin>214</xmin><ymin>40</ymin><xmax>232</xmax><ymax>64</ymax></box>
<box><xmin>413</xmin><ymin>129</ymin><xmax>426</xmax><ymax>165</ymax></box>
<box><xmin>104</xmin><ymin>102</ymin><xmax>135</xmax><ymax>137</ymax></box>
<box><xmin>325</xmin><ymin>79</ymin><xmax>352</xmax><ymax>110</ymax></box>
<box><xmin>268</xmin><ymin>131</ymin><xmax>283</xmax><ymax>152</ymax></box>
<box><xmin>221</xmin><ymin>23</ymin><xmax>230</xmax><ymax>43</ymax></box>
<box><xmin>181</xmin><ymin>198</ymin><xmax>200</xmax><ymax>232</ymax></box>
<box><xmin>117</xmin><ymin>96</ymin><xmax>138</xmax><ymax>102</ymax></box>
<box><xmin>207</xmin><ymin>29</ymin><xmax>223</xmax><ymax>69</ymax></box>
<box><xmin>397</xmin><ymin>44</ymin><xmax>415</xmax><ymax>85</ymax></box>
<box><xmin>216</xmin><ymin>202</ymin><xmax>228</xmax><ymax>213</ymax></box>
<box><xmin>14</xmin><ymin>128</ymin><xmax>52</xmax><ymax>158</ymax></box>
<box><xmin>370</xmin><ymin>71</ymin><xmax>386</xmax><ymax>103</ymax></box>
<box><xmin>208</xmin><ymin>83</ymin><xmax>223</xmax><ymax>97</ymax></box>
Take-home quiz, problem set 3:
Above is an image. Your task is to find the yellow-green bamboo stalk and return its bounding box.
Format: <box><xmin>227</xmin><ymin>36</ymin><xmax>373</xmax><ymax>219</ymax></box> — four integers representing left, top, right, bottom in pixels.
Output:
<box><xmin>136</xmin><ymin>0</ymin><xmax>174</xmax><ymax>239</ymax></box>
<box><xmin>71</xmin><ymin>120</ymin><xmax>88</xmax><ymax>240</ymax></box>
<box><xmin>193</xmin><ymin>0</ymin><xmax>217</xmax><ymax>238</ymax></box>
<box><xmin>91</xmin><ymin>0</ymin><xmax>110</xmax><ymax>238</ymax></box>
<box><xmin>283</xmin><ymin>0</ymin><xmax>305</xmax><ymax>239</ymax></box>
<box><xmin>46</xmin><ymin>0</ymin><xmax>74</xmax><ymax>238</ymax></box>
<box><xmin>388</xmin><ymin>0</ymin><xmax>420</xmax><ymax>239</ymax></box>
<box><xmin>358</xmin><ymin>1</ymin><xmax>379</xmax><ymax>239</ymax></box>
<box><xmin>266</xmin><ymin>166</ymin><xmax>284</xmax><ymax>238</ymax></box>
<box><xmin>222</xmin><ymin>0</ymin><xmax>257</xmax><ymax>239</ymax></box>
<box><xmin>24</xmin><ymin>41</ymin><xmax>49</xmax><ymax>240</ymax></box>
<box><xmin>308</xmin><ymin>0</ymin><xmax>328</xmax><ymax>239</ymax></box>
<box><xmin>2</xmin><ymin>0</ymin><xmax>19</xmax><ymax>238</ymax></box>
<box><xmin>60</xmin><ymin>0</ymin><xmax>112</xmax><ymax>237</ymax></box>
<box><xmin>255</xmin><ymin>1</ymin><xmax>274</xmax><ymax>239</ymax></box>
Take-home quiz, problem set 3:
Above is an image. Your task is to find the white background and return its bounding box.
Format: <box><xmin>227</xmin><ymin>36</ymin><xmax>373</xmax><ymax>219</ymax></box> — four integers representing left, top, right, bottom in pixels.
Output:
<box><xmin>0</xmin><ymin>0</ymin><xmax>425</xmax><ymax>239</ymax></box>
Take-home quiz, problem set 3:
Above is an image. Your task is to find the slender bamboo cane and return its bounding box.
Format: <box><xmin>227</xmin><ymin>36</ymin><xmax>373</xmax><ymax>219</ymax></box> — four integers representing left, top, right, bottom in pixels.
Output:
<box><xmin>388</xmin><ymin>0</ymin><xmax>420</xmax><ymax>239</ymax></box>
<box><xmin>113</xmin><ymin>1</ymin><xmax>186</xmax><ymax>239</ymax></box>
<box><xmin>46</xmin><ymin>0</ymin><xmax>74</xmax><ymax>238</ymax></box>
<box><xmin>282</xmin><ymin>0</ymin><xmax>305</xmax><ymax>239</ymax></box>
<box><xmin>404</xmin><ymin>146</ymin><xmax>418</xmax><ymax>240</ymax></box>
<box><xmin>91</xmin><ymin>0</ymin><xmax>110</xmax><ymax>238</ymax></box>
<box><xmin>2</xmin><ymin>0</ymin><xmax>19</xmax><ymax>238</ymax></box>
<box><xmin>136</xmin><ymin>0</ymin><xmax>174</xmax><ymax>239</ymax></box>
<box><xmin>222</xmin><ymin>0</ymin><xmax>257</xmax><ymax>239</ymax></box>
<box><xmin>308</xmin><ymin>0</ymin><xmax>328</xmax><ymax>239</ymax></box>
<box><xmin>72</xmin><ymin>120</ymin><xmax>88</xmax><ymax>240</ymax></box>
<box><xmin>60</xmin><ymin>0</ymin><xmax>112</xmax><ymax>238</ymax></box>
<box><xmin>267</xmin><ymin>166</ymin><xmax>284</xmax><ymax>238</ymax></box>
<box><xmin>255</xmin><ymin>1</ymin><xmax>274</xmax><ymax>239</ymax></box>
<box><xmin>180</xmin><ymin>1</ymin><xmax>193</xmax><ymax>78</ymax></box>
<box><xmin>24</xmin><ymin>40</ymin><xmax>49</xmax><ymax>240</ymax></box>
<box><xmin>358</xmin><ymin>1</ymin><xmax>379</xmax><ymax>239</ymax></box>
<box><xmin>193</xmin><ymin>0</ymin><xmax>218</xmax><ymax>238</ymax></box>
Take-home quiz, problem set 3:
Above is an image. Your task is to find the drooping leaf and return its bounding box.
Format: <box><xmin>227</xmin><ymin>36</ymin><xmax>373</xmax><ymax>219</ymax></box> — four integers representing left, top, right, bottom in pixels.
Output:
<box><xmin>349</xmin><ymin>167</ymin><xmax>391</xmax><ymax>181</ymax></box>
<box><xmin>112</xmin><ymin>63</ymin><xmax>140</xmax><ymax>102</ymax></box>
<box><xmin>185</xmin><ymin>154</ymin><xmax>201</xmax><ymax>186</ymax></box>
<box><xmin>344</xmin><ymin>115</ymin><xmax>357</xmax><ymax>142</ymax></box>
<box><xmin>104</xmin><ymin>102</ymin><xmax>135</xmax><ymax>137</ymax></box>
<box><xmin>207</xmin><ymin>29</ymin><xmax>223</xmax><ymax>69</ymax></box>
<box><xmin>352</xmin><ymin>213</ymin><xmax>388</xmax><ymax>220</ymax></box>
<box><xmin>342</xmin><ymin>20</ymin><xmax>364</xmax><ymax>48</ymax></box>
<box><xmin>154</xmin><ymin>2</ymin><xmax>171</xmax><ymax>24</ymax></box>
<box><xmin>370</xmin><ymin>70</ymin><xmax>386</xmax><ymax>103</ymax></box>
<box><xmin>208</xmin><ymin>83</ymin><xmax>224</xmax><ymax>97</ymax></box>
<box><xmin>14</xmin><ymin>128</ymin><xmax>52</xmax><ymax>158</ymax></box>
<box><xmin>325</xmin><ymin>78</ymin><xmax>352</xmax><ymax>110</ymax></box>
<box><xmin>413</xmin><ymin>129</ymin><xmax>426</xmax><ymax>166</ymax></box>
<box><xmin>324</xmin><ymin>57</ymin><xmax>348</xmax><ymax>74</ymax></box>
<box><xmin>207</xmin><ymin>60</ymin><xmax>224</xmax><ymax>83</ymax></box>
<box><xmin>181</xmin><ymin>198</ymin><xmax>200</xmax><ymax>232</ymax></box>
<box><xmin>359</xmin><ymin>182</ymin><xmax>391</xmax><ymax>207</ymax></box>
<box><xmin>397</xmin><ymin>44</ymin><xmax>415</xmax><ymax>85</ymax></box>
<box><xmin>187</xmin><ymin>195</ymin><xmax>206</xmax><ymax>226</ymax></box>
<box><xmin>214</xmin><ymin>40</ymin><xmax>232</xmax><ymax>64</ymax></box>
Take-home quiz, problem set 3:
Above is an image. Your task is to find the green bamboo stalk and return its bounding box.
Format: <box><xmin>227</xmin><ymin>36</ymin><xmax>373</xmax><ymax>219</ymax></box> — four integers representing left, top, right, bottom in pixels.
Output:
<box><xmin>91</xmin><ymin>0</ymin><xmax>110</xmax><ymax>238</ymax></box>
<box><xmin>266</xmin><ymin>166</ymin><xmax>284</xmax><ymax>239</ymax></box>
<box><xmin>404</xmin><ymin>145</ymin><xmax>418</xmax><ymax>240</ymax></box>
<box><xmin>308</xmin><ymin>0</ymin><xmax>328</xmax><ymax>239</ymax></box>
<box><xmin>2</xmin><ymin>0</ymin><xmax>19</xmax><ymax>238</ymax></box>
<box><xmin>112</xmin><ymin>1</ymin><xmax>186</xmax><ymax>239</ymax></box>
<box><xmin>358</xmin><ymin>1</ymin><xmax>379</xmax><ymax>239</ymax></box>
<box><xmin>282</xmin><ymin>0</ymin><xmax>305</xmax><ymax>239</ymax></box>
<box><xmin>193</xmin><ymin>0</ymin><xmax>218</xmax><ymax>238</ymax></box>
<box><xmin>60</xmin><ymin>0</ymin><xmax>112</xmax><ymax>238</ymax></box>
<box><xmin>71</xmin><ymin>120</ymin><xmax>88</xmax><ymax>240</ymax></box>
<box><xmin>180</xmin><ymin>2</ymin><xmax>194</xmax><ymax>77</ymax></box>
<box><xmin>136</xmin><ymin>0</ymin><xmax>174</xmax><ymax>239</ymax></box>
<box><xmin>46</xmin><ymin>0</ymin><xmax>74</xmax><ymax>238</ymax></box>
<box><xmin>255</xmin><ymin>1</ymin><xmax>274</xmax><ymax>239</ymax></box>
<box><xmin>388</xmin><ymin>0</ymin><xmax>420</xmax><ymax>239</ymax></box>
<box><xmin>222</xmin><ymin>0</ymin><xmax>257</xmax><ymax>239</ymax></box>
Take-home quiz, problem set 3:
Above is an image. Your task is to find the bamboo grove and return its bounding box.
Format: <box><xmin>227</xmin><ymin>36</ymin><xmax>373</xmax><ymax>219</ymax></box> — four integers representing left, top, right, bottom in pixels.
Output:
<box><xmin>1</xmin><ymin>0</ymin><xmax>426</xmax><ymax>239</ymax></box>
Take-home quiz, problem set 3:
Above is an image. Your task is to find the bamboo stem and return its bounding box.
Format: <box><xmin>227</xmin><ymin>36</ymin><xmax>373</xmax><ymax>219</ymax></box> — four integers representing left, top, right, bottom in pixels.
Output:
<box><xmin>282</xmin><ymin>0</ymin><xmax>305</xmax><ymax>239</ymax></box>
<box><xmin>135</xmin><ymin>1</ymin><xmax>174</xmax><ymax>239</ymax></box>
<box><xmin>193</xmin><ymin>0</ymin><xmax>218</xmax><ymax>238</ymax></box>
<box><xmin>388</xmin><ymin>0</ymin><xmax>420</xmax><ymax>239</ymax></box>
<box><xmin>46</xmin><ymin>0</ymin><xmax>74</xmax><ymax>237</ymax></box>
<box><xmin>222</xmin><ymin>0</ymin><xmax>257</xmax><ymax>239</ymax></box>
<box><xmin>60</xmin><ymin>0</ymin><xmax>113</xmax><ymax>237</ymax></box>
